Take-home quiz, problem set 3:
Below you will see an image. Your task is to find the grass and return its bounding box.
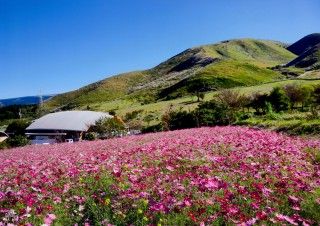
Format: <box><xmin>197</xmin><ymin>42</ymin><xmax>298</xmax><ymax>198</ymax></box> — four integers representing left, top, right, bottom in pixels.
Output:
<box><xmin>298</xmin><ymin>69</ymin><xmax>320</xmax><ymax>79</ymax></box>
<box><xmin>83</xmin><ymin>80</ymin><xmax>320</xmax><ymax>128</ymax></box>
<box><xmin>45</xmin><ymin>38</ymin><xmax>298</xmax><ymax>110</ymax></box>
<box><xmin>202</xmin><ymin>39</ymin><xmax>296</xmax><ymax>66</ymax></box>
<box><xmin>237</xmin><ymin>111</ymin><xmax>320</xmax><ymax>136</ymax></box>
<box><xmin>195</xmin><ymin>60</ymin><xmax>284</xmax><ymax>86</ymax></box>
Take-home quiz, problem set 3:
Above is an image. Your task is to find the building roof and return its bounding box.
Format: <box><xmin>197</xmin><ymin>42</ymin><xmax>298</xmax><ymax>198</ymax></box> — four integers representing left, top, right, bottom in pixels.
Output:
<box><xmin>26</xmin><ymin>111</ymin><xmax>112</xmax><ymax>132</ymax></box>
<box><xmin>0</xmin><ymin>132</ymin><xmax>8</xmax><ymax>143</ymax></box>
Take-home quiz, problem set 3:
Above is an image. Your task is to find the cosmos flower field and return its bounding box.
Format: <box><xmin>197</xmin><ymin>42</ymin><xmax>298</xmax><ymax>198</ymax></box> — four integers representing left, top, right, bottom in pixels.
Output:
<box><xmin>0</xmin><ymin>127</ymin><xmax>320</xmax><ymax>225</ymax></box>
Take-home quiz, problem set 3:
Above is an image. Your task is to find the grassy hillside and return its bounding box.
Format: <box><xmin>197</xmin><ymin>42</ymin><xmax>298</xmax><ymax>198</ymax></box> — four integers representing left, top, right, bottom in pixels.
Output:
<box><xmin>45</xmin><ymin>38</ymin><xmax>297</xmax><ymax>109</ymax></box>
<box><xmin>202</xmin><ymin>39</ymin><xmax>295</xmax><ymax>66</ymax></box>
<box><xmin>286</xmin><ymin>43</ymin><xmax>320</xmax><ymax>69</ymax></box>
<box><xmin>82</xmin><ymin>79</ymin><xmax>320</xmax><ymax>127</ymax></box>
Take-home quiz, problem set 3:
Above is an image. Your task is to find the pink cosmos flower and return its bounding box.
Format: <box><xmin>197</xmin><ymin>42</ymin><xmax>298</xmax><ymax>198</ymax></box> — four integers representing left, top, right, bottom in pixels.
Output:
<box><xmin>44</xmin><ymin>213</ymin><xmax>56</xmax><ymax>225</ymax></box>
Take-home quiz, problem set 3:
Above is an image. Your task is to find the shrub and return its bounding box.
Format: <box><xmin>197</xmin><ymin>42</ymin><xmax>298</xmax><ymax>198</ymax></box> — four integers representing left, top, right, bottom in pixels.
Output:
<box><xmin>250</xmin><ymin>93</ymin><xmax>269</xmax><ymax>114</ymax></box>
<box><xmin>0</xmin><ymin>142</ymin><xmax>9</xmax><ymax>150</ymax></box>
<box><xmin>313</xmin><ymin>85</ymin><xmax>320</xmax><ymax>107</ymax></box>
<box><xmin>5</xmin><ymin>120</ymin><xmax>31</xmax><ymax>135</ymax></box>
<box><xmin>162</xmin><ymin>110</ymin><xmax>197</xmax><ymax>131</ymax></box>
<box><xmin>6</xmin><ymin>135</ymin><xmax>29</xmax><ymax>147</ymax></box>
<box><xmin>215</xmin><ymin>89</ymin><xmax>247</xmax><ymax>110</ymax></box>
<box><xmin>126</xmin><ymin>119</ymin><xmax>143</xmax><ymax>131</ymax></box>
<box><xmin>283</xmin><ymin>84</ymin><xmax>305</xmax><ymax>109</ymax></box>
<box><xmin>143</xmin><ymin>114</ymin><xmax>155</xmax><ymax>126</ymax></box>
<box><xmin>196</xmin><ymin>100</ymin><xmax>235</xmax><ymax>126</ymax></box>
<box><xmin>83</xmin><ymin>132</ymin><xmax>97</xmax><ymax>141</ymax></box>
<box><xmin>141</xmin><ymin>123</ymin><xmax>163</xmax><ymax>133</ymax></box>
<box><xmin>124</xmin><ymin>110</ymin><xmax>143</xmax><ymax>121</ymax></box>
<box><xmin>90</xmin><ymin>117</ymin><xmax>126</xmax><ymax>138</ymax></box>
<box><xmin>268</xmin><ymin>87</ymin><xmax>290</xmax><ymax>112</ymax></box>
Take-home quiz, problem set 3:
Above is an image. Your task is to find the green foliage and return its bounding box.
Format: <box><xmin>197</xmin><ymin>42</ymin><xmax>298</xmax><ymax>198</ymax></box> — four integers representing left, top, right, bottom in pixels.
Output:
<box><xmin>0</xmin><ymin>142</ymin><xmax>9</xmax><ymax>150</ymax></box>
<box><xmin>268</xmin><ymin>87</ymin><xmax>290</xmax><ymax>112</ymax></box>
<box><xmin>186</xmin><ymin>78</ymin><xmax>211</xmax><ymax>102</ymax></box>
<box><xmin>283</xmin><ymin>84</ymin><xmax>307</xmax><ymax>109</ymax></box>
<box><xmin>141</xmin><ymin>123</ymin><xmax>163</xmax><ymax>133</ymax></box>
<box><xmin>196</xmin><ymin>100</ymin><xmax>235</xmax><ymax>126</ymax></box>
<box><xmin>301</xmin><ymin>188</ymin><xmax>320</xmax><ymax>223</ymax></box>
<box><xmin>5</xmin><ymin>119</ymin><xmax>31</xmax><ymax>135</ymax></box>
<box><xmin>250</xmin><ymin>93</ymin><xmax>269</xmax><ymax>114</ymax></box>
<box><xmin>83</xmin><ymin>132</ymin><xmax>97</xmax><ymax>141</ymax></box>
<box><xmin>143</xmin><ymin>114</ymin><xmax>155</xmax><ymax>125</ymax></box>
<box><xmin>313</xmin><ymin>85</ymin><xmax>320</xmax><ymax>106</ymax></box>
<box><xmin>0</xmin><ymin>104</ymin><xmax>38</xmax><ymax>120</ymax></box>
<box><xmin>6</xmin><ymin>135</ymin><xmax>29</xmax><ymax>147</ymax></box>
<box><xmin>90</xmin><ymin>117</ymin><xmax>126</xmax><ymax>138</ymax></box>
<box><xmin>162</xmin><ymin>109</ymin><xmax>197</xmax><ymax>131</ymax></box>
<box><xmin>124</xmin><ymin>110</ymin><xmax>143</xmax><ymax>121</ymax></box>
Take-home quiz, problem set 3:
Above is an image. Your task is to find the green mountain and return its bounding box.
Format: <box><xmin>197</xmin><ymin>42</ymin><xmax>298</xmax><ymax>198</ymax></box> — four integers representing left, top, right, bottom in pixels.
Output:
<box><xmin>46</xmin><ymin>38</ymin><xmax>297</xmax><ymax>109</ymax></box>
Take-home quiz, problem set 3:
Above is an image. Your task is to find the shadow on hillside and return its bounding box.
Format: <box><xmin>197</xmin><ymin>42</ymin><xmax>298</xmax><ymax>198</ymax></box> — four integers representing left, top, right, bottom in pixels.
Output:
<box><xmin>181</xmin><ymin>100</ymin><xmax>199</xmax><ymax>105</ymax></box>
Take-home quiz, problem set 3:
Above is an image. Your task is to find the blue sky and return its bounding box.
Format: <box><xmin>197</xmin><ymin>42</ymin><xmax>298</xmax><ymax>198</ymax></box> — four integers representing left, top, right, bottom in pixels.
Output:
<box><xmin>0</xmin><ymin>0</ymin><xmax>319</xmax><ymax>99</ymax></box>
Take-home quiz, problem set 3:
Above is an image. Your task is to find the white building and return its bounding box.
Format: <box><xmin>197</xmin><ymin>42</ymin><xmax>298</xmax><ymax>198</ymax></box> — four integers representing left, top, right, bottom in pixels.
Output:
<box><xmin>25</xmin><ymin>111</ymin><xmax>112</xmax><ymax>144</ymax></box>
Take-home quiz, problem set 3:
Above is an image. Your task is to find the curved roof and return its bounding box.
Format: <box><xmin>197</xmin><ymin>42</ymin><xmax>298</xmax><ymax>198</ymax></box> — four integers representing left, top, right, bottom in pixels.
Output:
<box><xmin>26</xmin><ymin>111</ymin><xmax>112</xmax><ymax>132</ymax></box>
<box><xmin>0</xmin><ymin>131</ymin><xmax>8</xmax><ymax>137</ymax></box>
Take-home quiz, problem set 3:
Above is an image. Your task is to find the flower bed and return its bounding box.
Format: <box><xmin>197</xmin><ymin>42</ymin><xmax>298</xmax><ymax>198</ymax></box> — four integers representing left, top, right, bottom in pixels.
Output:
<box><xmin>0</xmin><ymin>126</ymin><xmax>319</xmax><ymax>225</ymax></box>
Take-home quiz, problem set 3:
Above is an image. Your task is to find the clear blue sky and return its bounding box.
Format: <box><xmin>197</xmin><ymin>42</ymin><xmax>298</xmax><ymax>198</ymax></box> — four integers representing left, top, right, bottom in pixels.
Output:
<box><xmin>0</xmin><ymin>0</ymin><xmax>319</xmax><ymax>99</ymax></box>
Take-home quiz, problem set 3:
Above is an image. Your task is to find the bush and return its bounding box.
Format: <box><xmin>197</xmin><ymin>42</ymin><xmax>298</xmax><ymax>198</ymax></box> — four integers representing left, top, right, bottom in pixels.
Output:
<box><xmin>250</xmin><ymin>93</ymin><xmax>269</xmax><ymax>114</ymax></box>
<box><xmin>0</xmin><ymin>142</ymin><xmax>9</xmax><ymax>150</ymax></box>
<box><xmin>124</xmin><ymin>110</ymin><xmax>143</xmax><ymax>121</ymax></box>
<box><xmin>6</xmin><ymin>135</ymin><xmax>29</xmax><ymax>147</ymax></box>
<box><xmin>162</xmin><ymin>110</ymin><xmax>197</xmax><ymax>131</ymax></box>
<box><xmin>90</xmin><ymin>117</ymin><xmax>126</xmax><ymax>138</ymax></box>
<box><xmin>196</xmin><ymin>100</ymin><xmax>235</xmax><ymax>126</ymax></box>
<box><xmin>283</xmin><ymin>84</ymin><xmax>305</xmax><ymax>109</ymax></box>
<box><xmin>216</xmin><ymin>89</ymin><xmax>247</xmax><ymax>110</ymax></box>
<box><xmin>141</xmin><ymin>123</ymin><xmax>163</xmax><ymax>133</ymax></box>
<box><xmin>268</xmin><ymin>87</ymin><xmax>290</xmax><ymax>112</ymax></box>
<box><xmin>5</xmin><ymin>120</ymin><xmax>31</xmax><ymax>135</ymax></box>
<box><xmin>313</xmin><ymin>85</ymin><xmax>320</xmax><ymax>107</ymax></box>
<box><xmin>84</xmin><ymin>132</ymin><xmax>97</xmax><ymax>141</ymax></box>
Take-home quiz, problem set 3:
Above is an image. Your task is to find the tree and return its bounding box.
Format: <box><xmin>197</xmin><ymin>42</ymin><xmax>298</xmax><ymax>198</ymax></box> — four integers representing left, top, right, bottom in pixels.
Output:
<box><xmin>90</xmin><ymin>117</ymin><xmax>126</xmax><ymax>138</ymax></box>
<box><xmin>299</xmin><ymin>86</ymin><xmax>313</xmax><ymax>111</ymax></box>
<box><xmin>216</xmin><ymin>89</ymin><xmax>247</xmax><ymax>111</ymax></box>
<box><xmin>250</xmin><ymin>93</ymin><xmax>269</xmax><ymax>114</ymax></box>
<box><xmin>162</xmin><ymin>109</ymin><xmax>197</xmax><ymax>131</ymax></box>
<box><xmin>187</xmin><ymin>79</ymin><xmax>210</xmax><ymax>102</ymax></box>
<box><xmin>6</xmin><ymin>135</ymin><xmax>30</xmax><ymax>147</ymax></box>
<box><xmin>196</xmin><ymin>100</ymin><xmax>235</xmax><ymax>126</ymax></box>
<box><xmin>283</xmin><ymin>84</ymin><xmax>304</xmax><ymax>109</ymax></box>
<box><xmin>5</xmin><ymin>120</ymin><xmax>31</xmax><ymax>135</ymax></box>
<box><xmin>267</xmin><ymin>87</ymin><xmax>290</xmax><ymax>112</ymax></box>
<box><xmin>313</xmin><ymin>85</ymin><xmax>320</xmax><ymax>107</ymax></box>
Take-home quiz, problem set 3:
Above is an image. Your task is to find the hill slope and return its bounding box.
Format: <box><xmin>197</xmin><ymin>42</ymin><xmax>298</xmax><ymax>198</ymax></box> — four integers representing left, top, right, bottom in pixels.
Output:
<box><xmin>45</xmin><ymin>38</ymin><xmax>296</xmax><ymax>109</ymax></box>
<box><xmin>287</xmin><ymin>33</ymin><xmax>320</xmax><ymax>55</ymax></box>
<box><xmin>286</xmin><ymin>33</ymin><xmax>320</xmax><ymax>70</ymax></box>
<box><xmin>0</xmin><ymin>95</ymin><xmax>53</xmax><ymax>107</ymax></box>
<box><xmin>286</xmin><ymin>43</ymin><xmax>320</xmax><ymax>70</ymax></box>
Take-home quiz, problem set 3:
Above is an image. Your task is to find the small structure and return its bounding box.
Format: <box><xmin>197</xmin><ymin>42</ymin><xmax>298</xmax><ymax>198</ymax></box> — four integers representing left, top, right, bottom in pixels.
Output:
<box><xmin>0</xmin><ymin>132</ymin><xmax>8</xmax><ymax>143</ymax></box>
<box><xmin>26</xmin><ymin>111</ymin><xmax>112</xmax><ymax>144</ymax></box>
